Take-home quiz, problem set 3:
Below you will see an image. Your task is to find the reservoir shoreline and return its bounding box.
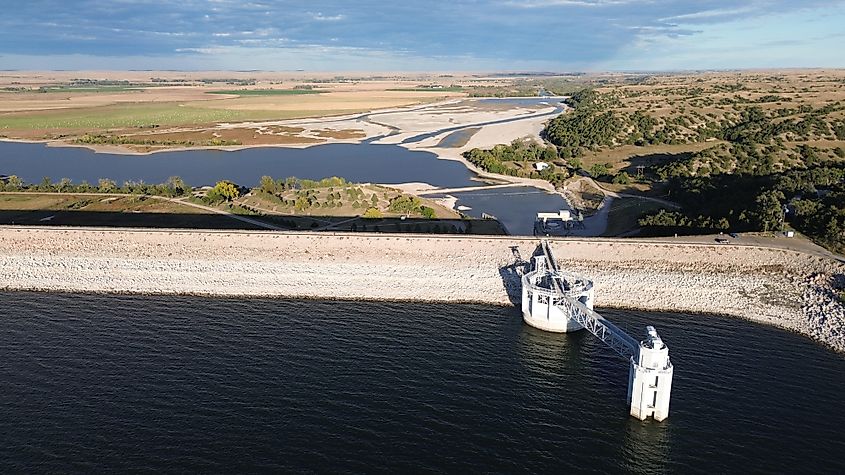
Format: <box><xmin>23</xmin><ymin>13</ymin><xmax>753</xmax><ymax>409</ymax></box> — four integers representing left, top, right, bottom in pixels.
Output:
<box><xmin>1</xmin><ymin>226</ymin><xmax>843</xmax><ymax>353</ymax></box>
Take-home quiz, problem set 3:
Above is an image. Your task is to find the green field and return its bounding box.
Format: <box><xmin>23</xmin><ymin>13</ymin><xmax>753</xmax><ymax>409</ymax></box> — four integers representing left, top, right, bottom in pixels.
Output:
<box><xmin>39</xmin><ymin>86</ymin><xmax>146</xmax><ymax>93</ymax></box>
<box><xmin>0</xmin><ymin>103</ymin><xmax>330</xmax><ymax>130</ymax></box>
<box><xmin>207</xmin><ymin>89</ymin><xmax>323</xmax><ymax>96</ymax></box>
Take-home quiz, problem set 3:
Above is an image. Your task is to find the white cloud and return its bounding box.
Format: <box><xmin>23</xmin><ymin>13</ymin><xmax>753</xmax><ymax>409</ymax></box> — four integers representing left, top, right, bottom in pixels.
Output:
<box><xmin>659</xmin><ymin>6</ymin><xmax>757</xmax><ymax>22</ymax></box>
<box><xmin>310</xmin><ymin>12</ymin><xmax>346</xmax><ymax>21</ymax></box>
<box><xmin>504</xmin><ymin>0</ymin><xmax>647</xmax><ymax>8</ymax></box>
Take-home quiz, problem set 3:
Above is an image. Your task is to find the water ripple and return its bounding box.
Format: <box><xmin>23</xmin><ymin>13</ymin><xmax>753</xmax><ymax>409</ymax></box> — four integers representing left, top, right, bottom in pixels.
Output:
<box><xmin>0</xmin><ymin>291</ymin><xmax>843</xmax><ymax>473</ymax></box>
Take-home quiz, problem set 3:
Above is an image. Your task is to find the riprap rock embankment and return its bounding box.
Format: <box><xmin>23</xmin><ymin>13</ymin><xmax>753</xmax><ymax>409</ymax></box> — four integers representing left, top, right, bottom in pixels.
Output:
<box><xmin>0</xmin><ymin>227</ymin><xmax>842</xmax><ymax>353</ymax></box>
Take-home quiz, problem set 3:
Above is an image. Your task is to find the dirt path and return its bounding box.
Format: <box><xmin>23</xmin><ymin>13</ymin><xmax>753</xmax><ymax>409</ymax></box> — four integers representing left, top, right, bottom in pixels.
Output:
<box><xmin>163</xmin><ymin>197</ymin><xmax>285</xmax><ymax>231</ymax></box>
<box><xmin>567</xmin><ymin>176</ymin><xmax>680</xmax><ymax>208</ymax></box>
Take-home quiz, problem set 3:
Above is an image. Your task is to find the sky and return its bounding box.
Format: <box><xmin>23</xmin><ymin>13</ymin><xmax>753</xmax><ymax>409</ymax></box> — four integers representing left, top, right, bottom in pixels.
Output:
<box><xmin>1</xmin><ymin>0</ymin><xmax>844</xmax><ymax>71</ymax></box>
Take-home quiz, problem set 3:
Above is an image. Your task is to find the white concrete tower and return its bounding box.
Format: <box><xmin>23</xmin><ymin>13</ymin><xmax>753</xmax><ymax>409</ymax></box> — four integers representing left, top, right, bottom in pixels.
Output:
<box><xmin>627</xmin><ymin>326</ymin><xmax>673</xmax><ymax>421</ymax></box>
<box><xmin>521</xmin><ymin>256</ymin><xmax>593</xmax><ymax>333</ymax></box>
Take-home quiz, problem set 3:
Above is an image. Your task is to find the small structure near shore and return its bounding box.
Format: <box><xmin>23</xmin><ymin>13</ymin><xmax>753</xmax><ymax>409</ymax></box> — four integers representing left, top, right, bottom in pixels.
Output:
<box><xmin>520</xmin><ymin>240</ymin><xmax>674</xmax><ymax>421</ymax></box>
<box><xmin>534</xmin><ymin>209</ymin><xmax>584</xmax><ymax>236</ymax></box>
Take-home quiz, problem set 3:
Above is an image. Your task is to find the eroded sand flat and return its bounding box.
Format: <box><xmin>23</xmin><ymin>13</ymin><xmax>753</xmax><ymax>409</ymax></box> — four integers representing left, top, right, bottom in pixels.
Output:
<box><xmin>0</xmin><ymin>226</ymin><xmax>842</xmax><ymax>352</ymax></box>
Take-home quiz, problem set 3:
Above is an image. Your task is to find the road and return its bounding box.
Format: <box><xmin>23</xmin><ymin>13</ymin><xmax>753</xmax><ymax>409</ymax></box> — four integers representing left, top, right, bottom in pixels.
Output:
<box><xmin>163</xmin><ymin>197</ymin><xmax>285</xmax><ymax>231</ymax></box>
<box><xmin>567</xmin><ymin>176</ymin><xmax>680</xmax><ymax>208</ymax></box>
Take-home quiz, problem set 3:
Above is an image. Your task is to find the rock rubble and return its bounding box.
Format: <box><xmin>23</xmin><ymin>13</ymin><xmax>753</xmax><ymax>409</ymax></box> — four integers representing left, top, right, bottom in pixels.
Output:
<box><xmin>0</xmin><ymin>227</ymin><xmax>842</xmax><ymax>353</ymax></box>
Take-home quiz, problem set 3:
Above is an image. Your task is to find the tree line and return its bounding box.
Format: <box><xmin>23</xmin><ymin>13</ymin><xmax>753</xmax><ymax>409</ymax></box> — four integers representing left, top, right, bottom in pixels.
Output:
<box><xmin>75</xmin><ymin>134</ymin><xmax>241</xmax><ymax>147</ymax></box>
<box><xmin>0</xmin><ymin>175</ymin><xmax>192</xmax><ymax>197</ymax></box>
<box><xmin>638</xmin><ymin>162</ymin><xmax>845</xmax><ymax>253</ymax></box>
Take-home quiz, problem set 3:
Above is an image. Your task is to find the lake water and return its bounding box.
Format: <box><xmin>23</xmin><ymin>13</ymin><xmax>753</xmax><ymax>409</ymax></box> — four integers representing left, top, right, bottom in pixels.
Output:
<box><xmin>0</xmin><ymin>141</ymin><xmax>572</xmax><ymax>235</ymax></box>
<box><xmin>0</xmin><ymin>141</ymin><xmax>477</xmax><ymax>189</ymax></box>
<box><xmin>478</xmin><ymin>97</ymin><xmax>566</xmax><ymax>107</ymax></box>
<box><xmin>430</xmin><ymin>186</ymin><xmax>569</xmax><ymax>235</ymax></box>
<box><xmin>1</xmin><ymin>292</ymin><xmax>843</xmax><ymax>473</ymax></box>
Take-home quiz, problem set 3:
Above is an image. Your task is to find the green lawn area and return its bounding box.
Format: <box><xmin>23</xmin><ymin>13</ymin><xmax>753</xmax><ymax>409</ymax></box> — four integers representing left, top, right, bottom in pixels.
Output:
<box><xmin>602</xmin><ymin>197</ymin><xmax>668</xmax><ymax>236</ymax></box>
<box><xmin>207</xmin><ymin>89</ymin><xmax>323</xmax><ymax>96</ymax></box>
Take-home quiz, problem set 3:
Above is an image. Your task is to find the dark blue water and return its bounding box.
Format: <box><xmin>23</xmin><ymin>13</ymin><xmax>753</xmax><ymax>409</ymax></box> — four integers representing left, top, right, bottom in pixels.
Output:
<box><xmin>0</xmin><ymin>141</ymin><xmax>575</xmax><ymax>236</ymax></box>
<box><xmin>450</xmin><ymin>186</ymin><xmax>570</xmax><ymax>234</ymax></box>
<box><xmin>0</xmin><ymin>141</ymin><xmax>476</xmax><ymax>188</ymax></box>
<box><xmin>478</xmin><ymin>97</ymin><xmax>566</xmax><ymax>107</ymax></box>
<box><xmin>1</xmin><ymin>292</ymin><xmax>843</xmax><ymax>473</ymax></box>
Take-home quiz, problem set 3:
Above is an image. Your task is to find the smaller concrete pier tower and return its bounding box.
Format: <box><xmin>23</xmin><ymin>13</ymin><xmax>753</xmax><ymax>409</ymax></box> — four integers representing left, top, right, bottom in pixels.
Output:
<box><xmin>627</xmin><ymin>327</ymin><xmax>674</xmax><ymax>421</ymax></box>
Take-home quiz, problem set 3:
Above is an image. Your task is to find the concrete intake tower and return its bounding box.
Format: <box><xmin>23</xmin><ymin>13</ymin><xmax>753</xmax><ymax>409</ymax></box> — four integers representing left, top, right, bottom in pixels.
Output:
<box><xmin>520</xmin><ymin>241</ymin><xmax>674</xmax><ymax>421</ymax></box>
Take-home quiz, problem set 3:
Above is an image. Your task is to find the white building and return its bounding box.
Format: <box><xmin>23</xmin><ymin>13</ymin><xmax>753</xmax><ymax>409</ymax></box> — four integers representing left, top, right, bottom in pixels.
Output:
<box><xmin>536</xmin><ymin>209</ymin><xmax>571</xmax><ymax>223</ymax></box>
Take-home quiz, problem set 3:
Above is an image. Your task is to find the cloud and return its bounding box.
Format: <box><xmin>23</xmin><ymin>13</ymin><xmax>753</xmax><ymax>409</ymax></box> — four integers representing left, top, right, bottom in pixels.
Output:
<box><xmin>659</xmin><ymin>6</ymin><xmax>757</xmax><ymax>22</ymax></box>
<box><xmin>505</xmin><ymin>0</ymin><xmax>645</xmax><ymax>7</ymax></box>
<box><xmin>0</xmin><ymin>0</ymin><xmax>843</xmax><ymax>70</ymax></box>
<box><xmin>309</xmin><ymin>12</ymin><xmax>346</xmax><ymax>21</ymax></box>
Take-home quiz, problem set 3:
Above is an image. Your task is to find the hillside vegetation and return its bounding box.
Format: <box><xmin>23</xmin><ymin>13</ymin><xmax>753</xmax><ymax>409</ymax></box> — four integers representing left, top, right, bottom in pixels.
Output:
<box><xmin>466</xmin><ymin>71</ymin><xmax>845</xmax><ymax>252</ymax></box>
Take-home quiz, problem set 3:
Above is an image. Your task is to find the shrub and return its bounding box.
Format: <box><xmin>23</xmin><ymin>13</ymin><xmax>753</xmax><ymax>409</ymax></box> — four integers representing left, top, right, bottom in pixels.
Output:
<box><xmin>613</xmin><ymin>172</ymin><xmax>631</xmax><ymax>185</ymax></box>
<box><xmin>589</xmin><ymin>163</ymin><xmax>611</xmax><ymax>178</ymax></box>
<box><xmin>209</xmin><ymin>180</ymin><xmax>240</xmax><ymax>202</ymax></box>
<box><xmin>420</xmin><ymin>206</ymin><xmax>436</xmax><ymax>219</ymax></box>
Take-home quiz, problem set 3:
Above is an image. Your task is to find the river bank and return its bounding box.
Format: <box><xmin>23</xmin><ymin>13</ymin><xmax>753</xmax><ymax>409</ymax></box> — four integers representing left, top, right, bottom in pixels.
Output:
<box><xmin>0</xmin><ymin>226</ymin><xmax>842</xmax><ymax>353</ymax></box>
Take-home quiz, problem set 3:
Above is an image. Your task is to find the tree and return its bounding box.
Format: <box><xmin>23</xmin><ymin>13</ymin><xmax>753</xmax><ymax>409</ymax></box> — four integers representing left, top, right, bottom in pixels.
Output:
<box><xmin>362</xmin><ymin>208</ymin><xmax>383</xmax><ymax>219</ymax></box>
<box><xmin>57</xmin><ymin>178</ymin><xmax>72</xmax><ymax>192</ymax></box>
<box><xmin>38</xmin><ymin>177</ymin><xmax>53</xmax><ymax>192</ymax></box>
<box><xmin>753</xmin><ymin>190</ymin><xmax>785</xmax><ymax>232</ymax></box>
<box><xmin>387</xmin><ymin>195</ymin><xmax>423</xmax><ymax>214</ymax></box>
<box><xmin>612</xmin><ymin>172</ymin><xmax>631</xmax><ymax>185</ymax></box>
<box><xmin>208</xmin><ymin>180</ymin><xmax>240</xmax><ymax>202</ymax></box>
<box><xmin>589</xmin><ymin>163</ymin><xmax>611</xmax><ymax>178</ymax></box>
<box><xmin>98</xmin><ymin>178</ymin><xmax>117</xmax><ymax>193</ymax></box>
<box><xmin>4</xmin><ymin>175</ymin><xmax>22</xmax><ymax>191</ymax></box>
<box><xmin>259</xmin><ymin>175</ymin><xmax>278</xmax><ymax>194</ymax></box>
<box><xmin>165</xmin><ymin>176</ymin><xmax>189</xmax><ymax>196</ymax></box>
<box><xmin>542</xmin><ymin>146</ymin><xmax>557</xmax><ymax>162</ymax></box>
<box><xmin>420</xmin><ymin>206</ymin><xmax>436</xmax><ymax>219</ymax></box>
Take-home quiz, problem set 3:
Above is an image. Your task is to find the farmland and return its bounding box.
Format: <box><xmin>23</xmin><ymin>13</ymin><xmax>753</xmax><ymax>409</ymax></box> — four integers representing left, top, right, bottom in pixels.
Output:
<box><xmin>0</xmin><ymin>71</ymin><xmax>472</xmax><ymax>143</ymax></box>
<box><xmin>207</xmin><ymin>89</ymin><xmax>323</xmax><ymax>96</ymax></box>
<box><xmin>0</xmin><ymin>103</ymin><xmax>260</xmax><ymax>130</ymax></box>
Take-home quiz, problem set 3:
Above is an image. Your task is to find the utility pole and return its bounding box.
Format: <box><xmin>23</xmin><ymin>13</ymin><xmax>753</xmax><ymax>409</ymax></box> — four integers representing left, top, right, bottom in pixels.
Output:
<box><xmin>781</xmin><ymin>205</ymin><xmax>789</xmax><ymax>234</ymax></box>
